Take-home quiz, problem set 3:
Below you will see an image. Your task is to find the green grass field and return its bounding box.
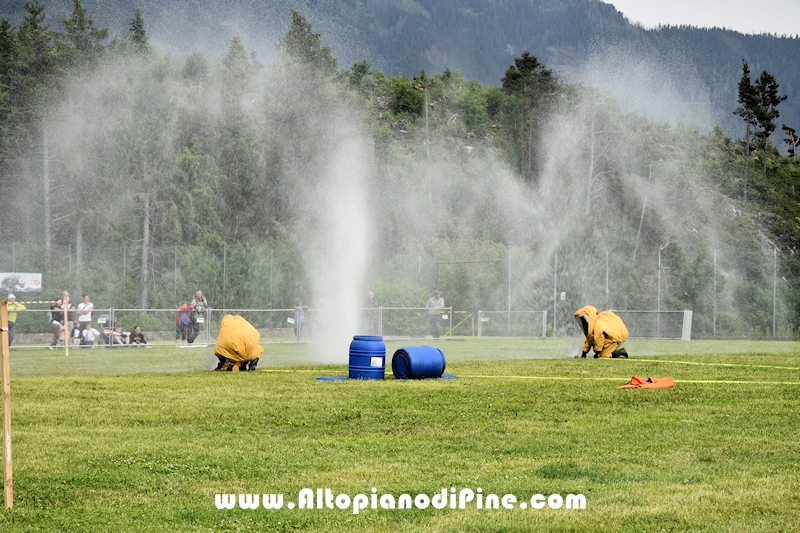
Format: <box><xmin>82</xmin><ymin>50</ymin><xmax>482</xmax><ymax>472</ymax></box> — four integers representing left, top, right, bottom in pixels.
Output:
<box><xmin>1</xmin><ymin>338</ymin><xmax>799</xmax><ymax>531</ymax></box>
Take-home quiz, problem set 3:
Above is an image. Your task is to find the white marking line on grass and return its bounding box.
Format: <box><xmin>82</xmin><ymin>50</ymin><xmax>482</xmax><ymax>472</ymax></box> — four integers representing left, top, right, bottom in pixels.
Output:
<box><xmin>674</xmin><ymin>379</ymin><xmax>800</xmax><ymax>385</ymax></box>
<box><xmin>459</xmin><ymin>375</ymin><xmax>800</xmax><ymax>386</ymax></box>
<box><xmin>259</xmin><ymin>370</ymin><xmax>800</xmax><ymax>386</ymax></box>
<box><xmin>619</xmin><ymin>359</ymin><xmax>800</xmax><ymax>371</ymax></box>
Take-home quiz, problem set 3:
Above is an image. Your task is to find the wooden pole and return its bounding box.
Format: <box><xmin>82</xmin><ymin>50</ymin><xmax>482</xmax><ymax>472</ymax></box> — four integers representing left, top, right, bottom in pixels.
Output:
<box><xmin>1</xmin><ymin>300</ymin><xmax>13</xmax><ymax>508</ymax></box>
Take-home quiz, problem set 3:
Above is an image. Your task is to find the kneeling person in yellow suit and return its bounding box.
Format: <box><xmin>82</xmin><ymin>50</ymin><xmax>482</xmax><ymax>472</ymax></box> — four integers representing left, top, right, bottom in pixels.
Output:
<box><xmin>214</xmin><ymin>315</ymin><xmax>264</xmax><ymax>371</ymax></box>
<box><xmin>574</xmin><ymin>305</ymin><xmax>629</xmax><ymax>358</ymax></box>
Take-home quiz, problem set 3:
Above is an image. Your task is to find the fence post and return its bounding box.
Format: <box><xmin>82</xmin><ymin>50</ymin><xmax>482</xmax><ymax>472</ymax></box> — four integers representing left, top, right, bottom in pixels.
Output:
<box><xmin>123</xmin><ymin>245</ymin><xmax>126</xmax><ymax>310</ymax></box>
<box><xmin>773</xmin><ymin>247</ymin><xmax>777</xmax><ymax>337</ymax></box>
<box><xmin>553</xmin><ymin>253</ymin><xmax>557</xmax><ymax>335</ymax></box>
<box><xmin>432</xmin><ymin>252</ymin><xmax>436</xmax><ymax>290</ymax></box>
<box><xmin>222</xmin><ymin>246</ymin><xmax>227</xmax><ymax>310</ymax></box>
<box><xmin>657</xmin><ymin>247</ymin><xmax>662</xmax><ymax>338</ymax></box>
<box><xmin>605</xmin><ymin>250</ymin><xmax>609</xmax><ymax>309</ymax></box>
<box><xmin>507</xmin><ymin>255</ymin><xmax>511</xmax><ymax>335</ymax></box>
<box><xmin>269</xmin><ymin>248</ymin><xmax>273</xmax><ymax>309</ymax></box>
<box><xmin>657</xmin><ymin>242</ymin><xmax>671</xmax><ymax>339</ymax></box>
<box><xmin>448</xmin><ymin>306</ymin><xmax>453</xmax><ymax>338</ymax></box>
<box><xmin>109</xmin><ymin>308</ymin><xmax>115</xmax><ymax>347</ymax></box>
<box><xmin>542</xmin><ymin>310</ymin><xmax>548</xmax><ymax>338</ymax></box>
<box><xmin>477</xmin><ymin>310</ymin><xmax>483</xmax><ymax>337</ymax></box>
<box><xmin>681</xmin><ymin>310</ymin><xmax>693</xmax><ymax>341</ymax></box>
<box><xmin>713</xmin><ymin>249</ymin><xmax>717</xmax><ymax>337</ymax></box>
<box><xmin>173</xmin><ymin>246</ymin><xmax>177</xmax><ymax>307</ymax></box>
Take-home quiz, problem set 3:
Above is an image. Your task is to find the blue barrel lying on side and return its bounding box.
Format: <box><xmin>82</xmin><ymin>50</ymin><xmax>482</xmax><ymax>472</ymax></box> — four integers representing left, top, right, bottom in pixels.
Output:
<box><xmin>349</xmin><ymin>335</ymin><xmax>386</xmax><ymax>379</ymax></box>
<box><xmin>391</xmin><ymin>345</ymin><xmax>446</xmax><ymax>379</ymax></box>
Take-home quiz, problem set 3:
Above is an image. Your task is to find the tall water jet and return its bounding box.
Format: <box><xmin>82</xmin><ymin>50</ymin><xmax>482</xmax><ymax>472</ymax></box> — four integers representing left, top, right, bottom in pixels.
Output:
<box><xmin>302</xmin><ymin>112</ymin><xmax>372</xmax><ymax>363</ymax></box>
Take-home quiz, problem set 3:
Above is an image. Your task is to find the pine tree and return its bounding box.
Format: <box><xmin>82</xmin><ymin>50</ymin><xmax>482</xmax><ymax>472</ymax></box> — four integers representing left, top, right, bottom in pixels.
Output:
<box><xmin>222</xmin><ymin>34</ymin><xmax>250</xmax><ymax>92</ymax></box>
<box><xmin>61</xmin><ymin>0</ymin><xmax>108</xmax><ymax>69</ymax></box>
<box><xmin>0</xmin><ymin>18</ymin><xmax>18</xmax><ymax>139</ymax></box>
<box><xmin>277</xmin><ymin>10</ymin><xmax>337</xmax><ymax>77</ymax></box>
<box><xmin>128</xmin><ymin>9</ymin><xmax>149</xmax><ymax>54</ymax></box>
<box><xmin>501</xmin><ymin>51</ymin><xmax>558</xmax><ymax>183</ymax></box>
<box><xmin>734</xmin><ymin>59</ymin><xmax>759</xmax><ymax>206</ymax></box>
<box><xmin>754</xmin><ymin>70</ymin><xmax>787</xmax><ymax>184</ymax></box>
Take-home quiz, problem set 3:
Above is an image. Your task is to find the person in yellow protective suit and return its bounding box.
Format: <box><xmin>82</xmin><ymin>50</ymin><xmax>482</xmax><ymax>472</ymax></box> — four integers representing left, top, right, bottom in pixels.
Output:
<box><xmin>574</xmin><ymin>305</ymin><xmax>629</xmax><ymax>358</ymax></box>
<box><xmin>214</xmin><ymin>315</ymin><xmax>264</xmax><ymax>371</ymax></box>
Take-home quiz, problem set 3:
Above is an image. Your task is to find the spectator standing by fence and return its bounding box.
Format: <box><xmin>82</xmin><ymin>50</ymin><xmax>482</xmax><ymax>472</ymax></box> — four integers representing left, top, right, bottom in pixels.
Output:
<box><xmin>293</xmin><ymin>300</ymin><xmax>305</xmax><ymax>342</ymax></box>
<box><xmin>48</xmin><ymin>297</ymin><xmax>64</xmax><ymax>349</ymax></box>
<box><xmin>189</xmin><ymin>290</ymin><xmax>207</xmax><ymax>344</ymax></box>
<box><xmin>77</xmin><ymin>294</ymin><xmax>94</xmax><ymax>327</ymax></box>
<box><xmin>426</xmin><ymin>290</ymin><xmax>444</xmax><ymax>339</ymax></box>
<box><xmin>176</xmin><ymin>301</ymin><xmax>193</xmax><ymax>346</ymax></box>
<box><xmin>6</xmin><ymin>294</ymin><xmax>25</xmax><ymax>346</ymax></box>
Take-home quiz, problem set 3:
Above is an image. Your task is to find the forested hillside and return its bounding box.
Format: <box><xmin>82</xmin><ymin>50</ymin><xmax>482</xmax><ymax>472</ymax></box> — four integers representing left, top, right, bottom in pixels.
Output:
<box><xmin>1</xmin><ymin>2</ymin><xmax>799</xmax><ymax>339</ymax></box>
<box><xmin>2</xmin><ymin>0</ymin><xmax>799</xmax><ymax>136</ymax></box>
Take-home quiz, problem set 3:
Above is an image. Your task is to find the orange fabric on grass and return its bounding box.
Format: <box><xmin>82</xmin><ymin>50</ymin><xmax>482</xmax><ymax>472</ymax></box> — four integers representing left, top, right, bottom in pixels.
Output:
<box><xmin>618</xmin><ymin>376</ymin><xmax>675</xmax><ymax>389</ymax></box>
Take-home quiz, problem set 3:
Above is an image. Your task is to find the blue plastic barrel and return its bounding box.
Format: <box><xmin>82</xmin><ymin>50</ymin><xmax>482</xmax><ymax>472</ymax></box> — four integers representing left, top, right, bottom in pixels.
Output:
<box><xmin>348</xmin><ymin>335</ymin><xmax>386</xmax><ymax>379</ymax></box>
<box><xmin>391</xmin><ymin>345</ymin><xmax>446</xmax><ymax>379</ymax></box>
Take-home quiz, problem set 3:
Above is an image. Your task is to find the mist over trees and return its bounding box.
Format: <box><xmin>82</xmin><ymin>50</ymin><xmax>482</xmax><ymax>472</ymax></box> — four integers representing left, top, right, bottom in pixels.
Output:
<box><xmin>2</xmin><ymin>2</ymin><xmax>800</xmax><ymax>337</ymax></box>
<box><xmin>3</xmin><ymin>0</ymin><xmax>799</xmax><ymax>136</ymax></box>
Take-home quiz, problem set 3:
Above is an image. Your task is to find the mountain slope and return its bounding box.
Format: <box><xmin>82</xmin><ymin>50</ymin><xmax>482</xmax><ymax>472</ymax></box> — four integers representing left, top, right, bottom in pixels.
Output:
<box><xmin>2</xmin><ymin>0</ymin><xmax>799</xmax><ymax>135</ymax></box>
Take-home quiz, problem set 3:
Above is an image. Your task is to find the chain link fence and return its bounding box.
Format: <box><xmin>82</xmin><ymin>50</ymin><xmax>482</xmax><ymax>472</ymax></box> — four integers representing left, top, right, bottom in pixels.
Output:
<box><xmin>1</xmin><ymin>240</ymin><xmax>795</xmax><ymax>339</ymax></box>
<box><xmin>7</xmin><ymin>306</ymin><xmax>466</xmax><ymax>347</ymax></box>
<box><xmin>477</xmin><ymin>311</ymin><xmax>548</xmax><ymax>337</ymax></box>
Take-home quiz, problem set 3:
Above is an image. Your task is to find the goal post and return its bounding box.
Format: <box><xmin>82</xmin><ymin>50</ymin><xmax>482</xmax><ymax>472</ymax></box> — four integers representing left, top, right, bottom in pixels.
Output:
<box><xmin>477</xmin><ymin>310</ymin><xmax>548</xmax><ymax>337</ymax></box>
<box><xmin>610</xmin><ymin>310</ymin><xmax>693</xmax><ymax>340</ymax></box>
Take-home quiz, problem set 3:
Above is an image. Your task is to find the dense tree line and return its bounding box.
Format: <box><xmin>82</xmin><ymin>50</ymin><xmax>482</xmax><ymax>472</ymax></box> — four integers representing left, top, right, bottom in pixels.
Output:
<box><xmin>2</xmin><ymin>2</ymin><xmax>800</xmax><ymax>335</ymax></box>
<box><xmin>3</xmin><ymin>1</ymin><xmax>798</xmax><ymax>133</ymax></box>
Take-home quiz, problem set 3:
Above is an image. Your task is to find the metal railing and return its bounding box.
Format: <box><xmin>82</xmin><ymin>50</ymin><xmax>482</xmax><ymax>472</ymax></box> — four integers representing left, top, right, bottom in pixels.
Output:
<box><xmin>8</xmin><ymin>306</ymin><xmax>595</xmax><ymax>347</ymax></box>
<box><xmin>7</xmin><ymin>307</ymin><xmax>217</xmax><ymax>348</ymax></box>
<box><xmin>7</xmin><ymin>306</ymin><xmax>457</xmax><ymax>347</ymax></box>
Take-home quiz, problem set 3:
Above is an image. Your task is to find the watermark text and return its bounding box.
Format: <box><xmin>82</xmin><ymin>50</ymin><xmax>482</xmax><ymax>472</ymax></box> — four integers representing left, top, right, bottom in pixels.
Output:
<box><xmin>214</xmin><ymin>488</ymin><xmax>586</xmax><ymax>514</ymax></box>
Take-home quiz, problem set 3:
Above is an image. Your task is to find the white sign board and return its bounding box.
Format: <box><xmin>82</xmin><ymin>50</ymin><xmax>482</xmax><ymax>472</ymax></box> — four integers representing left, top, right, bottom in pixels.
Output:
<box><xmin>1</xmin><ymin>273</ymin><xmax>42</xmax><ymax>296</ymax></box>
